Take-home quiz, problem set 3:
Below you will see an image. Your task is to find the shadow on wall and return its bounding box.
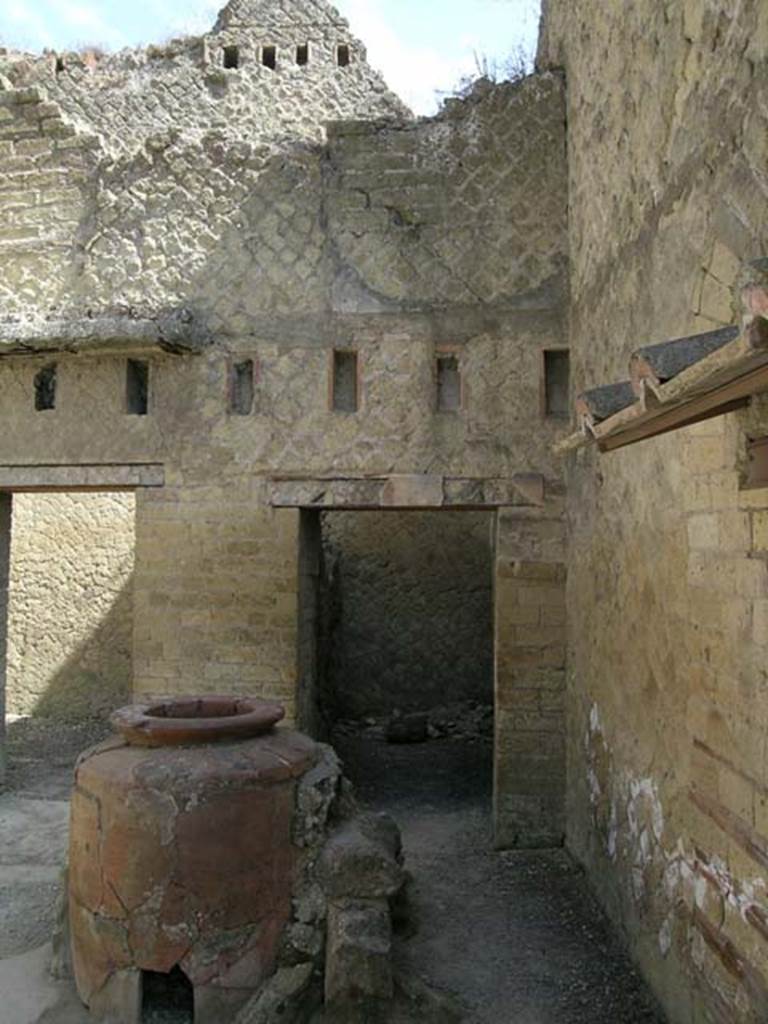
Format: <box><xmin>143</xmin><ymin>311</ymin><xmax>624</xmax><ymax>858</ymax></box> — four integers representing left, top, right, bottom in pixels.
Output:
<box><xmin>31</xmin><ymin>575</ymin><xmax>134</xmax><ymax>722</ymax></box>
<box><xmin>6</xmin><ymin>492</ymin><xmax>136</xmax><ymax>725</ymax></box>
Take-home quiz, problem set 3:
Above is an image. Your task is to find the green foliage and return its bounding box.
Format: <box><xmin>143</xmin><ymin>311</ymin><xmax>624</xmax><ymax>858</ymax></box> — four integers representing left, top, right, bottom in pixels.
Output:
<box><xmin>439</xmin><ymin>44</ymin><xmax>534</xmax><ymax>105</ymax></box>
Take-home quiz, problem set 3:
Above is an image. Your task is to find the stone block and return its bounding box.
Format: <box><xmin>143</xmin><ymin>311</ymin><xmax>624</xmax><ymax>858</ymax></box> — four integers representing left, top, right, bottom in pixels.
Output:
<box><xmin>381</xmin><ymin>474</ymin><xmax>444</xmax><ymax>508</ymax></box>
<box><xmin>753</xmin><ymin>510</ymin><xmax>768</xmax><ymax>551</ymax></box>
<box><xmin>319</xmin><ymin>815</ymin><xmax>405</xmax><ymax>900</ymax></box>
<box><xmin>687</xmin><ymin>513</ymin><xmax>719</xmax><ymax>550</ymax></box>
<box><xmin>233</xmin><ymin>963</ymin><xmax>315</xmax><ymax>1024</ymax></box>
<box><xmin>324</xmin><ymin>898</ymin><xmax>393</xmax><ymax>1008</ymax></box>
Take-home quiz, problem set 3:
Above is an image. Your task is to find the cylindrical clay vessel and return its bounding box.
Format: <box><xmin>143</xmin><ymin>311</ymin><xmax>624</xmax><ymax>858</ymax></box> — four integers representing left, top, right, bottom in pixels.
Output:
<box><xmin>68</xmin><ymin>696</ymin><xmax>318</xmax><ymax>1024</ymax></box>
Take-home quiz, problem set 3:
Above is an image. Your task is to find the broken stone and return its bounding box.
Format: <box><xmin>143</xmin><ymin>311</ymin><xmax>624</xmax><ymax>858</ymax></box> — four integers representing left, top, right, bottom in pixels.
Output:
<box><xmin>233</xmin><ymin>963</ymin><xmax>317</xmax><ymax>1024</ymax></box>
<box><xmin>357</xmin><ymin>811</ymin><xmax>403</xmax><ymax>864</ymax></box>
<box><xmin>325</xmin><ymin>898</ymin><xmax>393</xmax><ymax>1008</ymax></box>
<box><xmin>319</xmin><ymin>815</ymin><xmax>405</xmax><ymax>900</ymax></box>
<box><xmin>293</xmin><ymin>744</ymin><xmax>344</xmax><ymax>849</ymax></box>
<box><xmin>281</xmin><ymin>920</ymin><xmax>324</xmax><ymax>963</ymax></box>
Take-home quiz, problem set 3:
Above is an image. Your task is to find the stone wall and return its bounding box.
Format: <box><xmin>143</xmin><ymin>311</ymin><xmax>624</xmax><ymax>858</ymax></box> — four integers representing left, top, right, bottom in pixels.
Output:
<box><xmin>0</xmin><ymin>495</ymin><xmax>10</xmax><ymax>782</ymax></box>
<box><xmin>0</xmin><ymin>40</ymin><xmax>568</xmax><ymax>720</ymax></box>
<box><xmin>541</xmin><ymin>1</ymin><xmax>768</xmax><ymax>1019</ymax></box>
<box><xmin>0</xmin><ymin>1</ymin><xmax>569</xmax><ymax>849</ymax></box>
<box><xmin>494</xmin><ymin>508</ymin><xmax>566</xmax><ymax>849</ymax></box>
<box><xmin>319</xmin><ymin>510</ymin><xmax>494</xmax><ymax>720</ymax></box>
<box><xmin>7</xmin><ymin>493</ymin><xmax>134</xmax><ymax>721</ymax></box>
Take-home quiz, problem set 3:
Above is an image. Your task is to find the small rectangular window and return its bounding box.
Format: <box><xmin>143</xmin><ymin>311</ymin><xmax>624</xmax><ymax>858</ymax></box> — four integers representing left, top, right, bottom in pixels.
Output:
<box><xmin>55</xmin><ymin>55</ymin><xmax>65</xmax><ymax>74</ymax></box>
<box><xmin>262</xmin><ymin>45</ymin><xmax>277</xmax><ymax>70</ymax></box>
<box><xmin>34</xmin><ymin>364</ymin><xmax>56</xmax><ymax>411</ymax></box>
<box><xmin>436</xmin><ymin>353</ymin><xmax>461</xmax><ymax>412</ymax></box>
<box><xmin>126</xmin><ymin>359</ymin><xmax>149</xmax><ymax>416</ymax></box>
<box><xmin>544</xmin><ymin>349</ymin><xmax>570</xmax><ymax>418</ymax></box>
<box><xmin>332</xmin><ymin>350</ymin><xmax>358</xmax><ymax>413</ymax></box>
<box><xmin>744</xmin><ymin>437</ymin><xmax>768</xmax><ymax>489</ymax></box>
<box><xmin>230</xmin><ymin>359</ymin><xmax>255</xmax><ymax>415</ymax></box>
<box><xmin>337</xmin><ymin>44</ymin><xmax>350</xmax><ymax>67</ymax></box>
<box><xmin>296</xmin><ymin>44</ymin><xmax>309</xmax><ymax>66</ymax></box>
<box><xmin>223</xmin><ymin>45</ymin><xmax>239</xmax><ymax>69</ymax></box>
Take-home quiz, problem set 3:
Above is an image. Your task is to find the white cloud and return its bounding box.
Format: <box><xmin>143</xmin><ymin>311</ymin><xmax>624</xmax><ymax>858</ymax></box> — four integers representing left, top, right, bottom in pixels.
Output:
<box><xmin>1</xmin><ymin>1</ymin><xmax>56</xmax><ymax>48</ymax></box>
<box><xmin>337</xmin><ymin>0</ymin><xmax>474</xmax><ymax>115</ymax></box>
<box><xmin>141</xmin><ymin>0</ymin><xmax>220</xmax><ymax>40</ymax></box>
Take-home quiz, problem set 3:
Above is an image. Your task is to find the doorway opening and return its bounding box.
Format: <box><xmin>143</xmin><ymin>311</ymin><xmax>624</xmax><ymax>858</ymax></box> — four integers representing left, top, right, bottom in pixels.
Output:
<box><xmin>1</xmin><ymin>490</ymin><xmax>135</xmax><ymax>796</ymax></box>
<box><xmin>298</xmin><ymin>508</ymin><xmax>494</xmax><ymax>816</ymax></box>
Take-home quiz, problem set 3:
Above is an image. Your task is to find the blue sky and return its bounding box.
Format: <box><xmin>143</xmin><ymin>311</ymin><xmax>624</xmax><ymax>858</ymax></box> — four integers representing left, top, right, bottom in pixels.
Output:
<box><xmin>0</xmin><ymin>0</ymin><xmax>541</xmax><ymax>114</ymax></box>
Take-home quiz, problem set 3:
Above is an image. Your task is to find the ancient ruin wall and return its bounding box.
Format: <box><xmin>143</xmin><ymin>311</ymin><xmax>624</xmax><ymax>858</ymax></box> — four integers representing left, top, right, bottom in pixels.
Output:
<box><xmin>320</xmin><ymin>510</ymin><xmax>494</xmax><ymax>720</ymax></box>
<box><xmin>541</xmin><ymin>1</ymin><xmax>768</xmax><ymax>1019</ymax></box>
<box><xmin>7</xmin><ymin>493</ymin><xmax>134</xmax><ymax>720</ymax></box>
<box><xmin>0</xmin><ymin>42</ymin><xmax>568</xmax><ymax>723</ymax></box>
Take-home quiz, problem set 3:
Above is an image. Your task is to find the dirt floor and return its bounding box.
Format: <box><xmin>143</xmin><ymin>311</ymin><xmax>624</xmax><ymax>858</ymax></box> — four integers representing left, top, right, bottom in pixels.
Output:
<box><xmin>333</xmin><ymin>730</ymin><xmax>667</xmax><ymax>1024</ymax></box>
<box><xmin>0</xmin><ymin>718</ymin><xmax>666</xmax><ymax>1024</ymax></box>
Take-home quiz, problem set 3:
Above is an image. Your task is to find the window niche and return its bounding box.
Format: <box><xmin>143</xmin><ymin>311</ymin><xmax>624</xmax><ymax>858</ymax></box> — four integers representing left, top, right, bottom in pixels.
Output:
<box><xmin>262</xmin><ymin>46</ymin><xmax>277</xmax><ymax>70</ymax></box>
<box><xmin>331</xmin><ymin>350</ymin><xmax>359</xmax><ymax>413</ymax></box>
<box><xmin>230</xmin><ymin>358</ymin><xmax>255</xmax><ymax>415</ymax></box>
<box><xmin>296</xmin><ymin>44</ymin><xmax>309</xmax><ymax>66</ymax></box>
<box><xmin>34</xmin><ymin>364</ymin><xmax>57</xmax><ymax>412</ymax></box>
<box><xmin>436</xmin><ymin>352</ymin><xmax>461</xmax><ymax>413</ymax></box>
<box><xmin>543</xmin><ymin>349</ymin><xmax>570</xmax><ymax>418</ymax></box>
<box><xmin>223</xmin><ymin>45</ymin><xmax>240</xmax><ymax>69</ymax></box>
<box><xmin>336</xmin><ymin>44</ymin><xmax>351</xmax><ymax>67</ymax></box>
<box><xmin>126</xmin><ymin>359</ymin><xmax>149</xmax><ymax>416</ymax></box>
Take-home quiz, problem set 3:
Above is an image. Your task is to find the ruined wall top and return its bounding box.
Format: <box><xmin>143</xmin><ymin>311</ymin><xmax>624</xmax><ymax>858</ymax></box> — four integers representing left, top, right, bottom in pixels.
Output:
<box><xmin>0</xmin><ymin>0</ymin><xmax>409</xmax><ymax>155</ymax></box>
<box><xmin>214</xmin><ymin>0</ymin><xmax>350</xmax><ymax>32</ymax></box>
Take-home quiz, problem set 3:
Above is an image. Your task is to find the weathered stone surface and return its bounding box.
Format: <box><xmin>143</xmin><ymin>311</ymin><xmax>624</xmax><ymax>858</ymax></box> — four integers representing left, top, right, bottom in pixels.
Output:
<box><xmin>293</xmin><ymin>744</ymin><xmax>344</xmax><ymax>848</ymax></box>
<box><xmin>0</xmin><ymin>8</ymin><xmax>569</xmax><ymax>996</ymax></box>
<box><xmin>233</xmin><ymin>962</ymin><xmax>316</xmax><ymax>1024</ymax></box>
<box><xmin>0</xmin><ymin>309</ymin><xmax>210</xmax><ymax>356</ymax></box>
<box><xmin>0</xmin><ymin>32</ymin><xmax>568</xmax><ymax>740</ymax></box>
<box><xmin>319</xmin><ymin>814</ymin><xmax>405</xmax><ymax>900</ymax></box>
<box><xmin>541</xmin><ymin>1</ymin><xmax>768</xmax><ymax>1021</ymax></box>
<box><xmin>324</xmin><ymin>898</ymin><xmax>393</xmax><ymax>1008</ymax></box>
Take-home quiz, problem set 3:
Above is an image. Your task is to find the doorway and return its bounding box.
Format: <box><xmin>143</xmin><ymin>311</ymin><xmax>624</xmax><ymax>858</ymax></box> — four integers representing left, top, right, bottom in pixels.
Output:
<box><xmin>298</xmin><ymin>508</ymin><xmax>495</xmax><ymax>815</ymax></box>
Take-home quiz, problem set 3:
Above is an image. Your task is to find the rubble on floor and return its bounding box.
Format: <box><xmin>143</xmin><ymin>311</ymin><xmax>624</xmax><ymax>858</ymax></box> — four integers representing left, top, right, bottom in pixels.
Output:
<box><xmin>332</xmin><ymin>700</ymin><xmax>494</xmax><ymax>747</ymax></box>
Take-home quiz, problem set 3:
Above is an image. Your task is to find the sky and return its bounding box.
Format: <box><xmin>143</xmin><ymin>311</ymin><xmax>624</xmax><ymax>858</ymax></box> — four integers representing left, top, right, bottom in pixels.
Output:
<box><xmin>0</xmin><ymin>0</ymin><xmax>541</xmax><ymax>115</ymax></box>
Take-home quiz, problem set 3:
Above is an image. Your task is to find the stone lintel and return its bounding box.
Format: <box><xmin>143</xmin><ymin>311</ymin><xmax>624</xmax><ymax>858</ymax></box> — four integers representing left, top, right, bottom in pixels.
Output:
<box><xmin>269</xmin><ymin>474</ymin><xmax>546</xmax><ymax>510</ymax></box>
<box><xmin>0</xmin><ymin>463</ymin><xmax>164</xmax><ymax>491</ymax></box>
<box><xmin>0</xmin><ymin>311</ymin><xmax>210</xmax><ymax>358</ymax></box>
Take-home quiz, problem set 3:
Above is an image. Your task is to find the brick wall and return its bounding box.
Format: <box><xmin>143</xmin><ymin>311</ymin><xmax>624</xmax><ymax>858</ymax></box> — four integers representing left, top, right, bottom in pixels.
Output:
<box><xmin>542</xmin><ymin>0</ymin><xmax>768</xmax><ymax>1018</ymax></box>
<box><xmin>494</xmin><ymin>509</ymin><xmax>566</xmax><ymax>847</ymax></box>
